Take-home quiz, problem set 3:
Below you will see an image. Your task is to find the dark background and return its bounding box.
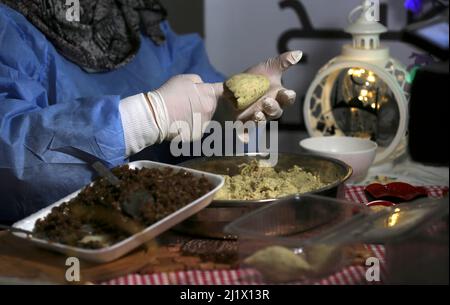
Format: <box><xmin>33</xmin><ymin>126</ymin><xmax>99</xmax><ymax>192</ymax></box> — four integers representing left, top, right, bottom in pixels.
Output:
<box><xmin>164</xmin><ymin>0</ymin><xmax>204</xmax><ymax>37</ymax></box>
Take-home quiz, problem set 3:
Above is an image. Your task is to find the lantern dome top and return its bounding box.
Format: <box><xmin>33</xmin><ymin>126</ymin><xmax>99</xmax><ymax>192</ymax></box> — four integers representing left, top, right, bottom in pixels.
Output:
<box><xmin>345</xmin><ymin>0</ymin><xmax>387</xmax><ymax>50</ymax></box>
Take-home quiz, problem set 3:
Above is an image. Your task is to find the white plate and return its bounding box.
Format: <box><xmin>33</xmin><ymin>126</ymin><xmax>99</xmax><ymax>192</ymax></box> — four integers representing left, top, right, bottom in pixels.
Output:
<box><xmin>12</xmin><ymin>160</ymin><xmax>224</xmax><ymax>263</ymax></box>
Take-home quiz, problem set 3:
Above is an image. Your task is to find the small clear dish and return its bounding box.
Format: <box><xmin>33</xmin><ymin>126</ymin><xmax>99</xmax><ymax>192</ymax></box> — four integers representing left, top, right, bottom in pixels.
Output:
<box><xmin>225</xmin><ymin>194</ymin><xmax>449</xmax><ymax>283</ymax></box>
<box><xmin>224</xmin><ymin>194</ymin><xmax>370</xmax><ymax>283</ymax></box>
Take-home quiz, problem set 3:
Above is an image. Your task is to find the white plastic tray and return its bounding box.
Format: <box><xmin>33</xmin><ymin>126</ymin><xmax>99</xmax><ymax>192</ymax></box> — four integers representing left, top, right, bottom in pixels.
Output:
<box><xmin>12</xmin><ymin>160</ymin><xmax>224</xmax><ymax>263</ymax></box>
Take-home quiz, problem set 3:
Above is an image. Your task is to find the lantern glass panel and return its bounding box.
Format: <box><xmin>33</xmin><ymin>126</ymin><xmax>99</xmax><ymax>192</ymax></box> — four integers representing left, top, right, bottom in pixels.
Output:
<box><xmin>328</xmin><ymin>67</ymin><xmax>400</xmax><ymax>149</ymax></box>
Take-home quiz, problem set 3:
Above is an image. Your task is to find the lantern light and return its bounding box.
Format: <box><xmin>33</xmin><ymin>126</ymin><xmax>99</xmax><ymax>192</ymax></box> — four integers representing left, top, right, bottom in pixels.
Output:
<box><xmin>304</xmin><ymin>0</ymin><xmax>411</xmax><ymax>165</ymax></box>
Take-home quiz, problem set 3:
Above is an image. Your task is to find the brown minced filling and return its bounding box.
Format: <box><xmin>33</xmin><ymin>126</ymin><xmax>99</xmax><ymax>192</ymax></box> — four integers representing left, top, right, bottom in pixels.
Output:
<box><xmin>33</xmin><ymin>165</ymin><xmax>213</xmax><ymax>249</ymax></box>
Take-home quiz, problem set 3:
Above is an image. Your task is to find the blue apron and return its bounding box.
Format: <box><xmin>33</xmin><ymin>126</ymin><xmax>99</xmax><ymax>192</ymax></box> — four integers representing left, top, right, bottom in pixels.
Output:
<box><xmin>0</xmin><ymin>4</ymin><xmax>224</xmax><ymax>223</ymax></box>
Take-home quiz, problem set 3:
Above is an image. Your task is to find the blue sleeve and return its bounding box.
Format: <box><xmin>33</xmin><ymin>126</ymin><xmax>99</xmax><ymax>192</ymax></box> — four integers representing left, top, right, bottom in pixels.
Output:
<box><xmin>0</xmin><ymin>9</ymin><xmax>126</xmax><ymax>223</ymax></box>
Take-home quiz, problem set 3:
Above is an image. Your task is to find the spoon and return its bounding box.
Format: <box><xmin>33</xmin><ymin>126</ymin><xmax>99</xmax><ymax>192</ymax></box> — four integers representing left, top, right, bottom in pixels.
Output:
<box><xmin>92</xmin><ymin>161</ymin><xmax>120</xmax><ymax>186</ymax></box>
<box><xmin>91</xmin><ymin>161</ymin><xmax>154</xmax><ymax>220</ymax></box>
<box><xmin>120</xmin><ymin>190</ymin><xmax>154</xmax><ymax>219</ymax></box>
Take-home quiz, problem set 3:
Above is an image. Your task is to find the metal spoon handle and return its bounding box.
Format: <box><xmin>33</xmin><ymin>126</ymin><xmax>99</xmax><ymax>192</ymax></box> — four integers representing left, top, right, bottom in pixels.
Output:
<box><xmin>92</xmin><ymin>161</ymin><xmax>120</xmax><ymax>186</ymax></box>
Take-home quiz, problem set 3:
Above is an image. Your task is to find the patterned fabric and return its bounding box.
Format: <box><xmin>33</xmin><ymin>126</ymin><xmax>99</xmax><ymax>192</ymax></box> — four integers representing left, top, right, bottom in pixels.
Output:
<box><xmin>100</xmin><ymin>185</ymin><xmax>449</xmax><ymax>285</ymax></box>
<box><xmin>0</xmin><ymin>0</ymin><xmax>167</xmax><ymax>72</ymax></box>
<box><xmin>100</xmin><ymin>245</ymin><xmax>386</xmax><ymax>285</ymax></box>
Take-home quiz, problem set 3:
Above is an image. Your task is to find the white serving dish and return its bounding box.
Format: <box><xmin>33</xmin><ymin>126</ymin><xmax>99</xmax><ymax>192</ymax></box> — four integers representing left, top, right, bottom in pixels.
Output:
<box><xmin>300</xmin><ymin>136</ymin><xmax>377</xmax><ymax>182</ymax></box>
<box><xmin>12</xmin><ymin>160</ymin><xmax>224</xmax><ymax>263</ymax></box>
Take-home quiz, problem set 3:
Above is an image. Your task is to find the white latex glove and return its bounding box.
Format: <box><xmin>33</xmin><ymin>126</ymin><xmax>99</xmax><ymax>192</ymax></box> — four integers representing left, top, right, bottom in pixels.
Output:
<box><xmin>119</xmin><ymin>51</ymin><xmax>302</xmax><ymax>156</ymax></box>
<box><xmin>233</xmin><ymin>50</ymin><xmax>303</xmax><ymax>122</ymax></box>
<box><xmin>147</xmin><ymin>74</ymin><xmax>222</xmax><ymax>142</ymax></box>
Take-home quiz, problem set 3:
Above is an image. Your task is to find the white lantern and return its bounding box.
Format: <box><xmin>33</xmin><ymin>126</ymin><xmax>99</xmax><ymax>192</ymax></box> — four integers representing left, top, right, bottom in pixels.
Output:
<box><xmin>304</xmin><ymin>0</ymin><xmax>411</xmax><ymax>165</ymax></box>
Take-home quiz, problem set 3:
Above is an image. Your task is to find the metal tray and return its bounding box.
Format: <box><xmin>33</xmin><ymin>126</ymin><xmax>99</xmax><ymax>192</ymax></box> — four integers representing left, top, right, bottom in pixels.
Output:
<box><xmin>175</xmin><ymin>153</ymin><xmax>352</xmax><ymax>238</ymax></box>
<box><xmin>11</xmin><ymin>161</ymin><xmax>224</xmax><ymax>263</ymax></box>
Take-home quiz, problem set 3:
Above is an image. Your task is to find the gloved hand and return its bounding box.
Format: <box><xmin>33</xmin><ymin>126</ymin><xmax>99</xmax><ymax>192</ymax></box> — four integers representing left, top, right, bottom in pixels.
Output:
<box><xmin>232</xmin><ymin>50</ymin><xmax>303</xmax><ymax>122</ymax></box>
<box><xmin>146</xmin><ymin>74</ymin><xmax>222</xmax><ymax>142</ymax></box>
<box><xmin>136</xmin><ymin>51</ymin><xmax>302</xmax><ymax>146</ymax></box>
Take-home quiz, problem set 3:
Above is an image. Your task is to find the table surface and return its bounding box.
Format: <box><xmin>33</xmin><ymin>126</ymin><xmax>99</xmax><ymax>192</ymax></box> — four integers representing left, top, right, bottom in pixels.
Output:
<box><xmin>0</xmin><ymin>185</ymin><xmax>447</xmax><ymax>285</ymax></box>
<box><xmin>99</xmin><ymin>185</ymin><xmax>449</xmax><ymax>285</ymax></box>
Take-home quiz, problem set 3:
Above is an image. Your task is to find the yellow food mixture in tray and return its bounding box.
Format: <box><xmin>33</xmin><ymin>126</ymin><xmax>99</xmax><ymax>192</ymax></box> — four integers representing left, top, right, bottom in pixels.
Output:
<box><xmin>215</xmin><ymin>161</ymin><xmax>325</xmax><ymax>200</ymax></box>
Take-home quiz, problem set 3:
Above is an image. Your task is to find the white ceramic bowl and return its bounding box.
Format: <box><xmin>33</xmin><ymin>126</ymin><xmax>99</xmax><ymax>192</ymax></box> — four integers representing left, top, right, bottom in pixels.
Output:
<box><xmin>299</xmin><ymin>136</ymin><xmax>378</xmax><ymax>182</ymax></box>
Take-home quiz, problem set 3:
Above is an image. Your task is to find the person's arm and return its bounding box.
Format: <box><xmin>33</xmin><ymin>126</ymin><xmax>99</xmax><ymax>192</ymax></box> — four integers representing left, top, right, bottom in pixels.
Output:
<box><xmin>0</xmin><ymin>64</ymin><xmax>132</xmax><ymax>220</ymax></box>
<box><xmin>0</xmin><ymin>12</ymin><xmax>135</xmax><ymax>223</ymax></box>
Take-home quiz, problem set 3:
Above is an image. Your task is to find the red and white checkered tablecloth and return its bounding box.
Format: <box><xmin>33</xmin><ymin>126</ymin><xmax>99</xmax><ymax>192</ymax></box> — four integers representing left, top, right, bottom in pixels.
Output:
<box><xmin>101</xmin><ymin>185</ymin><xmax>449</xmax><ymax>285</ymax></box>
